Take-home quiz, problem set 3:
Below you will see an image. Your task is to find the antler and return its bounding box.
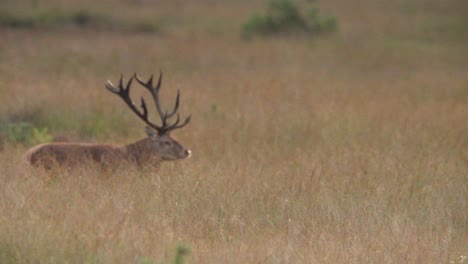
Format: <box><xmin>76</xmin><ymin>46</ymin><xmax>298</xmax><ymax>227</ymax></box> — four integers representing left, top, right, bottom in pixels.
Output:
<box><xmin>105</xmin><ymin>72</ymin><xmax>191</xmax><ymax>135</ymax></box>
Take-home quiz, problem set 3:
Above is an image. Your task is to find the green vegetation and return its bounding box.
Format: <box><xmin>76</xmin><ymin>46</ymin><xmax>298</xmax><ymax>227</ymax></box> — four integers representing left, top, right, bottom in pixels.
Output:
<box><xmin>0</xmin><ymin>241</ymin><xmax>190</xmax><ymax>264</ymax></box>
<box><xmin>0</xmin><ymin>106</ymin><xmax>130</xmax><ymax>147</ymax></box>
<box><xmin>0</xmin><ymin>9</ymin><xmax>159</xmax><ymax>32</ymax></box>
<box><xmin>0</xmin><ymin>242</ymin><xmax>20</xmax><ymax>264</ymax></box>
<box><xmin>0</xmin><ymin>106</ymin><xmax>116</xmax><ymax>147</ymax></box>
<box><xmin>242</xmin><ymin>0</ymin><xmax>338</xmax><ymax>38</ymax></box>
<box><xmin>5</xmin><ymin>122</ymin><xmax>53</xmax><ymax>146</ymax></box>
<box><xmin>173</xmin><ymin>244</ymin><xmax>190</xmax><ymax>264</ymax></box>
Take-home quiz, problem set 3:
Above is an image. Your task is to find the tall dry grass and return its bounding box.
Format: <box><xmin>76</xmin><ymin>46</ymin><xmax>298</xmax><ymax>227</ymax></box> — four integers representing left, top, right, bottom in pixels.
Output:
<box><xmin>1</xmin><ymin>0</ymin><xmax>467</xmax><ymax>263</ymax></box>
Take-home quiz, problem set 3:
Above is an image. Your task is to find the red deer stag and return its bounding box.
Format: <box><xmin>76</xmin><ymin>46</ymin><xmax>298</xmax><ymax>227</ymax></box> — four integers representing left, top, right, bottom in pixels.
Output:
<box><xmin>25</xmin><ymin>72</ymin><xmax>191</xmax><ymax>170</ymax></box>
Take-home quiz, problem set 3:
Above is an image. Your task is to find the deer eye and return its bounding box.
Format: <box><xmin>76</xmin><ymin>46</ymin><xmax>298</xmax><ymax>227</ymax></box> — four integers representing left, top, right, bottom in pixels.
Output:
<box><xmin>163</xmin><ymin>142</ymin><xmax>171</xmax><ymax>146</ymax></box>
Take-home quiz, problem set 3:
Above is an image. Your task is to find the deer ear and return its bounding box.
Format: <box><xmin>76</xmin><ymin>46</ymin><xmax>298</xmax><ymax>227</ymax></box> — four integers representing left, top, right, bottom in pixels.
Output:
<box><xmin>145</xmin><ymin>126</ymin><xmax>158</xmax><ymax>138</ymax></box>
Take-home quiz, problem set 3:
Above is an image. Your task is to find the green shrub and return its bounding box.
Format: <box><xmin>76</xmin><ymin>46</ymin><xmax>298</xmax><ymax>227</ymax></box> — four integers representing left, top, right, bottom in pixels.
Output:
<box><xmin>0</xmin><ymin>242</ymin><xmax>20</xmax><ymax>264</ymax></box>
<box><xmin>307</xmin><ymin>7</ymin><xmax>338</xmax><ymax>33</ymax></box>
<box><xmin>4</xmin><ymin>122</ymin><xmax>53</xmax><ymax>146</ymax></box>
<box><xmin>137</xmin><ymin>244</ymin><xmax>190</xmax><ymax>264</ymax></box>
<box><xmin>243</xmin><ymin>13</ymin><xmax>278</xmax><ymax>36</ymax></box>
<box><xmin>269</xmin><ymin>0</ymin><xmax>305</xmax><ymax>28</ymax></box>
<box><xmin>0</xmin><ymin>11</ymin><xmax>35</xmax><ymax>28</ymax></box>
<box><xmin>0</xmin><ymin>9</ymin><xmax>104</xmax><ymax>29</ymax></box>
<box><xmin>173</xmin><ymin>244</ymin><xmax>190</xmax><ymax>264</ymax></box>
<box><xmin>242</xmin><ymin>0</ymin><xmax>338</xmax><ymax>38</ymax></box>
<box><xmin>0</xmin><ymin>104</ymin><xmax>133</xmax><ymax>145</ymax></box>
<box><xmin>0</xmin><ymin>9</ymin><xmax>159</xmax><ymax>33</ymax></box>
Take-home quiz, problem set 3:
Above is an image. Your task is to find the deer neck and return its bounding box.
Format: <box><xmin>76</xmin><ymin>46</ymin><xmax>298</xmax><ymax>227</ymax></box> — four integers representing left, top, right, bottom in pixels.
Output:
<box><xmin>125</xmin><ymin>137</ymin><xmax>160</xmax><ymax>165</ymax></box>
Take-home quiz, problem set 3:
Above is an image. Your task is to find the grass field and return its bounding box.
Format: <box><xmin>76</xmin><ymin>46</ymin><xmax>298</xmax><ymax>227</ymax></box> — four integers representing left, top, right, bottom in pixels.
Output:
<box><xmin>0</xmin><ymin>0</ymin><xmax>467</xmax><ymax>263</ymax></box>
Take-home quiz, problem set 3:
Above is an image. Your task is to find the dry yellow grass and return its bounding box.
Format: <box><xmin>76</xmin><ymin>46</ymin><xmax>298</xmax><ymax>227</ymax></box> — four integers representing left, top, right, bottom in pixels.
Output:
<box><xmin>0</xmin><ymin>0</ymin><xmax>467</xmax><ymax>263</ymax></box>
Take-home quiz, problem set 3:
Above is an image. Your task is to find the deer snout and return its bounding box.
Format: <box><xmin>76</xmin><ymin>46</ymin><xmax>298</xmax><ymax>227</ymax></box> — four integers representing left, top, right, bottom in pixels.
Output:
<box><xmin>185</xmin><ymin>149</ymin><xmax>192</xmax><ymax>158</ymax></box>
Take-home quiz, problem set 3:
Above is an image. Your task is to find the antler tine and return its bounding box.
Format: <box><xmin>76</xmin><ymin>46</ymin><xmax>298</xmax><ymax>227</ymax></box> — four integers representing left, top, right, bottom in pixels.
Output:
<box><xmin>155</xmin><ymin>70</ymin><xmax>162</xmax><ymax>91</ymax></box>
<box><xmin>124</xmin><ymin>76</ymin><xmax>133</xmax><ymax>93</ymax></box>
<box><xmin>165</xmin><ymin>114</ymin><xmax>191</xmax><ymax>132</ymax></box>
<box><xmin>119</xmin><ymin>74</ymin><xmax>124</xmax><ymax>90</ymax></box>
<box><xmin>110</xmin><ymin>72</ymin><xmax>190</xmax><ymax>135</ymax></box>
<box><xmin>140</xmin><ymin>96</ymin><xmax>148</xmax><ymax>120</ymax></box>
<box><xmin>168</xmin><ymin>115</ymin><xmax>191</xmax><ymax>131</ymax></box>
<box><xmin>169</xmin><ymin>113</ymin><xmax>181</xmax><ymax>128</ymax></box>
<box><xmin>146</xmin><ymin>74</ymin><xmax>154</xmax><ymax>88</ymax></box>
<box><xmin>105</xmin><ymin>75</ymin><xmax>162</xmax><ymax>133</ymax></box>
<box><xmin>165</xmin><ymin>90</ymin><xmax>180</xmax><ymax>119</ymax></box>
<box><xmin>105</xmin><ymin>74</ymin><xmax>123</xmax><ymax>94</ymax></box>
<box><xmin>134</xmin><ymin>72</ymin><xmax>166</xmax><ymax>124</ymax></box>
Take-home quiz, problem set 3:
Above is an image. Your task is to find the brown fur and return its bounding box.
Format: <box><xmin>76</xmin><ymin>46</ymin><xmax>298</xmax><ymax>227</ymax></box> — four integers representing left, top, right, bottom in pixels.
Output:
<box><xmin>25</xmin><ymin>139</ymin><xmax>148</xmax><ymax>170</ymax></box>
<box><xmin>24</xmin><ymin>132</ymin><xmax>190</xmax><ymax>170</ymax></box>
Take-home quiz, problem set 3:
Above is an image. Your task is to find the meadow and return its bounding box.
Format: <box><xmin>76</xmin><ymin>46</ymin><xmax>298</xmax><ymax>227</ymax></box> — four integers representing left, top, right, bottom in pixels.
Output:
<box><xmin>0</xmin><ymin>0</ymin><xmax>466</xmax><ymax>263</ymax></box>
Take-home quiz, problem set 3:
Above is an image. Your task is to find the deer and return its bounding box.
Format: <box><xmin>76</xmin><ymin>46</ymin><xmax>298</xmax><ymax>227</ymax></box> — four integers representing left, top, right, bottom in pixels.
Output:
<box><xmin>24</xmin><ymin>72</ymin><xmax>191</xmax><ymax>171</ymax></box>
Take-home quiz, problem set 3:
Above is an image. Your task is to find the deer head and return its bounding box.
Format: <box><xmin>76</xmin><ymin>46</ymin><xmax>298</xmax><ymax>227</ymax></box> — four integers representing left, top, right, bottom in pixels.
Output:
<box><xmin>105</xmin><ymin>72</ymin><xmax>191</xmax><ymax>161</ymax></box>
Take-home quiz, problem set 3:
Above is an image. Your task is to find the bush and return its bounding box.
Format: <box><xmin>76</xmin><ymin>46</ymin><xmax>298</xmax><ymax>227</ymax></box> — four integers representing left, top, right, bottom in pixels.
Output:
<box><xmin>307</xmin><ymin>7</ymin><xmax>338</xmax><ymax>33</ymax></box>
<box><xmin>242</xmin><ymin>0</ymin><xmax>338</xmax><ymax>38</ymax></box>
<box><xmin>269</xmin><ymin>0</ymin><xmax>305</xmax><ymax>27</ymax></box>
<box><xmin>4</xmin><ymin>122</ymin><xmax>53</xmax><ymax>146</ymax></box>
<box><xmin>0</xmin><ymin>12</ymin><xmax>35</xmax><ymax>28</ymax></box>
<box><xmin>243</xmin><ymin>13</ymin><xmax>278</xmax><ymax>36</ymax></box>
<box><xmin>0</xmin><ymin>9</ymin><xmax>159</xmax><ymax>33</ymax></box>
